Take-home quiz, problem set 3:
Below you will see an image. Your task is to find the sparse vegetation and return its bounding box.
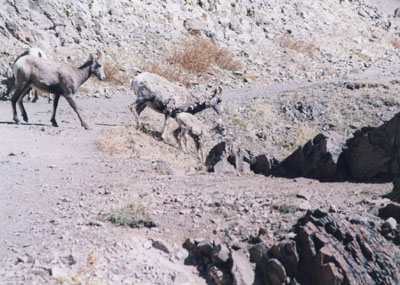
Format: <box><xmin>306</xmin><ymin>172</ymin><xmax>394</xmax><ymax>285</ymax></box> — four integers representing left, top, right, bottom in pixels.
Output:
<box><xmin>143</xmin><ymin>61</ymin><xmax>192</xmax><ymax>87</ymax></box>
<box><xmin>51</xmin><ymin>251</ymin><xmax>100</xmax><ymax>285</ymax></box>
<box><xmin>102</xmin><ymin>201</ymin><xmax>156</xmax><ymax>228</ymax></box>
<box><xmin>278</xmin><ymin>35</ymin><xmax>318</xmax><ymax>58</ymax></box>
<box><xmin>96</xmin><ymin>126</ymin><xmax>136</xmax><ymax>156</ymax></box>
<box><xmin>233</xmin><ymin>117</ymin><xmax>248</xmax><ymax>129</ymax></box>
<box><xmin>104</xmin><ymin>52</ymin><xmax>130</xmax><ymax>86</ymax></box>
<box><xmin>169</xmin><ymin>36</ymin><xmax>242</xmax><ymax>72</ymax></box>
<box><xmin>141</xmin><ymin>36</ymin><xmax>242</xmax><ymax>86</ymax></box>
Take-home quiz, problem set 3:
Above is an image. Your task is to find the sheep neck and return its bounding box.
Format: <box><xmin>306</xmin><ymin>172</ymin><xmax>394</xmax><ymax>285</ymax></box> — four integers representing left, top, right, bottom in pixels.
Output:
<box><xmin>77</xmin><ymin>60</ymin><xmax>93</xmax><ymax>87</ymax></box>
<box><xmin>188</xmin><ymin>101</ymin><xmax>208</xmax><ymax>114</ymax></box>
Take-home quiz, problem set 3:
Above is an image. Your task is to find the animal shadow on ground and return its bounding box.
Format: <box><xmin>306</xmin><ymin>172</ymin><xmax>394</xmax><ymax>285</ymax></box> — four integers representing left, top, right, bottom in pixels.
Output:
<box><xmin>0</xmin><ymin>121</ymin><xmax>47</xmax><ymax>127</ymax></box>
<box><xmin>139</xmin><ymin>124</ymin><xmax>163</xmax><ymax>141</ymax></box>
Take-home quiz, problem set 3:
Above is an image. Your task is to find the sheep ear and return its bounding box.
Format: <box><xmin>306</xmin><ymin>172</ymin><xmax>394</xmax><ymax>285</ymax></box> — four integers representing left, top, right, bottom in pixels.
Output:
<box><xmin>97</xmin><ymin>49</ymin><xmax>103</xmax><ymax>60</ymax></box>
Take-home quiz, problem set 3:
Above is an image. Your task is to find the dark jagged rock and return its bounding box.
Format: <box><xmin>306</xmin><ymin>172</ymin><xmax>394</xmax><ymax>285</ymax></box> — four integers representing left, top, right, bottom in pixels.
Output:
<box><xmin>273</xmin><ymin>132</ymin><xmax>345</xmax><ymax>181</ymax></box>
<box><xmin>338</xmin><ymin>112</ymin><xmax>400</xmax><ymax>182</ymax></box>
<box><xmin>384</xmin><ymin>177</ymin><xmax>400</xmax><ymax>202</ymax></box>
<box><xmin>293</xmin><ymin>210</ymin><xmax>400</xmax><ymax>284</ymax></box>
<box><xmin>378</xmin><ymin>203</ymin><xmax>400</xmax><ymax>222</ymax></box>
<box><xmin>206</xmin><ymin>141</ymin><xmax>252</xmax><ymax>174</ymax></box>
<box><xmin>252</xmin><ymin>210</ymin><xmax>400</xmax><ymax>284</ymax></box>
<box><xmin>184</xmin><ymin>210</ymin><xmax>400</xmax><ymax>285</ymax></box>
<box><xmin>250</xmin><ymin>154</ymin><xmax>279</xmax><ymax>176</ymax></box>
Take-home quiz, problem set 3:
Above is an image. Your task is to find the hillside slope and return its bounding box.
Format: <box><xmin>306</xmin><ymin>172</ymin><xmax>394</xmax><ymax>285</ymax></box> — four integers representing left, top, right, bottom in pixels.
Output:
<box><xmin>1</xmin><ymin>0</ymin><xmax>400</xmax><ymax>93</ymax></box>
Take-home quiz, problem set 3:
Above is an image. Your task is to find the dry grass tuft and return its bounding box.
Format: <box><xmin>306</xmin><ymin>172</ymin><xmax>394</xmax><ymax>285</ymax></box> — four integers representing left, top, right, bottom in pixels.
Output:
<box><xmin>102</xmin><ymin>201</ymin><xmax>156</xmax><ymax>228</ymax></box>
<box><xmin>141</xmin><ymin>36</ymin><xmax>242</xmax><ymax>86</ymax></box>
<box><xmin>104</xmin><ymin>53</ymin><xmax>130</xmax><ymax>86</ymax></box>
<box><xmin>169</xmin><ymin>36</ymin><xmax>242</xmax><ymax>72</ymax></box>
<box><xmin>279</xmin><ymin>35</ymin><xmax>318</xmax><ymax>58</ymax></box>
<box><xmin>96</xmin><ymin>124</ymin><xmax>199</xmax><ymax>169</ymax></box>
<box><xmin>144</xmin><ymin>62</ymin><xmax>192</xmax><ymax>87</ymax></box>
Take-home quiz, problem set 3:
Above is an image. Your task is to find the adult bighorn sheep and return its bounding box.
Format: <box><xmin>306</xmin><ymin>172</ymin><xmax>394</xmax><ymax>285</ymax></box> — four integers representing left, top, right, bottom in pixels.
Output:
<box><xmin>176</xmin><ymin>112</ymin><xmax>210</xmax><ymax>165</ymax></box>
<box><xmin>129</xmin><ymin>72</ymin><xmax>222</xmax><ymax>140</ymax></box>
<box><xmin>11</xmin><ymin>52</ymin><xmax>105</xmax><ymax>129</ymax></box>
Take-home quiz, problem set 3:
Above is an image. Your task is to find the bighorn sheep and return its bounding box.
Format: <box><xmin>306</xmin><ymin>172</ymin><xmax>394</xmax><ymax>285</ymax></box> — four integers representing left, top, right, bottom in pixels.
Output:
<box><xmin>18</xmin><ymin>48</ymin><xmax>48</xmax><ymax>102</ymax></box>
<box><xmin>176</xmin><ymin>112</ymin><xmax>210</xmax><ymax>165</ymax></box>
<box><xmin>11</xmin><ymin>52</ymin><xmax>105</xmax><ymax>129</ymax></box>
<box><xmin>5</xmin><ymin>47</ymin><xmax>48</xmax><ymax>100</ymax></box>
<box><xmin>129</xmin><ymin>72</ymin><xmax>222</xmax><ymax>140</ymax></box>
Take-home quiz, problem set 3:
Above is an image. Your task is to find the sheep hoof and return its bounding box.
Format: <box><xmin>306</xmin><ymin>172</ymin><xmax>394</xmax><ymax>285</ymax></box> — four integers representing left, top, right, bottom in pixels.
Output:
<box><xmin>51</xmin><ymin>120</ymin><xmax>59</xmax><ymax>127</ymax></box>
<box><xmin>22</xmin><ymin>115</ymin><xmax>28</xmax><ymax>122</ymax></box>
<box><xmin>82</xmin><ymin>124</ymin><xmax>91</xmax><ymax>130</ymax></box>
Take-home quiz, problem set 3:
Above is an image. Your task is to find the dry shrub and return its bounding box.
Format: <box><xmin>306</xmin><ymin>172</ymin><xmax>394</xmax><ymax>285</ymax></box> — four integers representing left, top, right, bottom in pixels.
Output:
<box><xmin>104</xmin><ymin>54</ymin><xmax>129</xmax><ymax>86</ymax></box>
<box><xmin>96</xmin><ymin>126</ymin><xmax>136</xmax><ymax>156</ymax></box>
<box><xmin>102</xmin><ymin>201</ymin><xmax>156</xmax><ymax>228</ymax></box>
<box><xmin>143</xmin><ymin>61</ymin><xmax>192</xmax><ymax>87</ymax></box>
<box><xmin>215</xmin><ymin>47</ymin><xmax>243</xmax><ymax>71</ymax></box>
<box><xmin>279</xmin><ymin>35</ymin><xmax>318</xmax><ymax>58</ymax></box>
<box><xmin>169</xmin><ymin>36</ymin><xmax>242</xmax><ymax>72</ymax></box>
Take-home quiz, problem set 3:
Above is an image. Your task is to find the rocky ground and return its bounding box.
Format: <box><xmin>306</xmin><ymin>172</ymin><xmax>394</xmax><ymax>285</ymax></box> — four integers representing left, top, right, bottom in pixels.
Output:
<box><xmin>1</xmin><ymin>0</ymin><xmax>400</xmax><ymax>284</ymax></box>
<box><xmin>0</xmin><ymin>76</ymin><xmax>397</xmax><ymax>284</ymax></box>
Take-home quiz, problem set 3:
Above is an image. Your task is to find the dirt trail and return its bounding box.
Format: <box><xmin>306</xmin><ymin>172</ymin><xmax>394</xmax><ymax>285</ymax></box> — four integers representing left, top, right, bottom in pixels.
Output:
<box><xmin>0</xmin><ymin>84</ymin><xmax>394</xmax><ymax>283</ymax></box>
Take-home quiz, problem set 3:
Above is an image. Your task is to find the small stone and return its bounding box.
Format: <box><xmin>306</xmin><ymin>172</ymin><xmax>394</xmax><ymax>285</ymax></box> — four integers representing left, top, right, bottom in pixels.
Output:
<box><xmin>231</xmin><ymin>250</ymin><xmax>255</xmax><ymax>285</ymax></box>
<box><xmin>176</xmin><ymin>249</ymin><xmax>189</xmax><ymax>261</ymax></box>
<box><xmin>152</xmin><ymin>240</ymin><xmax>172</xmax><ymax>254</ymax></box>
<box><xmin>211</xmin><ymin>243</ymin><xmax>230</xmax><ymax>264</ymax></box>
<box><xmin>383</xmin><ymin>217</ymin><xmax>397</xmax><ymax>231</ymax></box>
<box><xmin>232</xmin><ymin>241</ymin><xmax>247</xmax><ymax>250</ymax></box>
<box><xmin>183</xmin><ymin>238</ymin><xmax>196</xmax><ymax>250</ymax></box>
<box><xmin>197</xmin><ymin>239</ymin><xmax>213</xmax><ymax>256</ymax></box>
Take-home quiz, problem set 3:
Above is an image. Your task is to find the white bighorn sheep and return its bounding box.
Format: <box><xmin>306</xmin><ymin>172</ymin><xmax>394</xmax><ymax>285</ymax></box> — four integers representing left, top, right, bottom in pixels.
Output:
<box><xmin>176</xmin><ymin>112</ymin><xmax>210</xmax><ymax>165</ymax></box>
<box><xmin>11</xmin><ymin>52</ymin><xmax>105</xmax><ymax>129</ymax></box>
<box><xmin>129</xmin><ymin>72</ymin><xmax>222</xmax><ymax>140</ymax></box>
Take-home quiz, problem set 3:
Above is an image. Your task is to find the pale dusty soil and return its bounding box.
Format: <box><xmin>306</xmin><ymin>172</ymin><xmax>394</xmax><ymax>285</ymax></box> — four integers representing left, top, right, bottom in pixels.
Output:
<box><xmin>0</xmin><ymin>79</ymin><xmax>395</xmax><ymax>284</ymax></box>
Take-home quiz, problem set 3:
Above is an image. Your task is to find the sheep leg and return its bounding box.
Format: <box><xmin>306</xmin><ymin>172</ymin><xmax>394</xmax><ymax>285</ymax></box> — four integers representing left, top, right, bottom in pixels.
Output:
<box><xmin>182</xmin><ymin>129</ymin><xmax>189</xmax><ymax>153</ymax></box>
<box><xmin>50</xmin><ymin>94</ymin><xmax>61</xmax><ymax>127</ymax></box>
<box><xmin>63</xmin><ymin>94</ymin><xmax>90</xmax><ymax>130</ymax></box>
<box><xmin>18</xmin><ymin>87</ymin><xmax>33</xmax><ymax>122</ymax></box>
<box><xmin>193</xmin><ymin>136</ymin><xmax>204</xmax><ymax>164</ymax></box>
<box><xmin>129</xmin><ymin>102</ymin><xmax>146</xmax><ymax>128</ymax></box>
<box><xmin>161</xmin><ymin>114</ymin><xmax>170</xmax><ymax>141</ymax></box>
<box><xmin>32</xmin><ymin>90</ymin><xmax>39</xmax><ymax>103</ymax></box>
<box><xmin>178</xmin><ymin>128</ymin><xmax>187</xmax><ymax>152</ymax></box>
<box><xmin>11</xmin><ymin>82</ymin><xmax>30</xmax><ymax>124</ymax></box>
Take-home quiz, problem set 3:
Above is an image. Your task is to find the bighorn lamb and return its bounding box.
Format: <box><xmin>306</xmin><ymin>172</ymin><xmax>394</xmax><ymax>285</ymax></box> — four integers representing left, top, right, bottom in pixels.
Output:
<box><xmin>11</xmin><ymin>52</ymin><xmax>105</xmax><ymax>129</ymax></box>
<box><xmin>129</xmin><ymin>72</ymin><xmax>222</xmax><ymax>140</ymax></box>
<box><xmin>176</xmin><ymin>112</ymin><xmax>210</xmax><ymax>165</ymax></box>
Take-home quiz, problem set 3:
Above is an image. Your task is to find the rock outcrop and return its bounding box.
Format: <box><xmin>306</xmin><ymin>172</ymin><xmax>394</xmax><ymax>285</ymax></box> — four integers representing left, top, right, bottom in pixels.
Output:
<box><xmin>206</xmin><ymin>141</ymin><xmax>252</xmax><ymax>174</ymax></box>
<box><xmin>185</xmin><ymin>210</ymin><xmax>400</xmax><ymax>284</ymax></box>
<box><xmin>338</xmin><ymin>112</ymin><xmax>400</xmax><ymax>182</ymax></box>
<box><xmin>272</xmin><ymin>132</ymin><xmax>345</xmax><ymax>181</ymax></box>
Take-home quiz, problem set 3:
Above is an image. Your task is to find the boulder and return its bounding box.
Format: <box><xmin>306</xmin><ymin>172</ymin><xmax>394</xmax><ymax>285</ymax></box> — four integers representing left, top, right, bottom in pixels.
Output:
<box><xmin>273</xmin><ymin>132</ymin><xmax>345</xmax><ymax>181</ymax></box>
<box><xmin>231</xmin><ymin>250</ymin><xmax>255</xmax><ymax>285</ymax></box>
<box><xmin>296</xmin><ymin>210</ymin><xmax>400</xmax><ymax>284</ymax></box>
<box><xmin>206</xmin><ymin>141</ymin><xmax>252</xmax><ymax>174</ymax></box>
<box><xmin>338</xmin><ymin>112</ymin><xmax>400</xmax><ymax>181</ymax></box>
<box><xmin>250</xmin><ymin>154</ymin><xmax>278</xmax><ymax>176</ymax></box>
<box><xmin>378</xmin><ymin>203</ymin><xmax>400</xmax><ymax>223</ymax></box>
<box><xmin>252</xmin><ymin>210</ymin><xmax>400</xmax><ymax>284</ymax></box>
